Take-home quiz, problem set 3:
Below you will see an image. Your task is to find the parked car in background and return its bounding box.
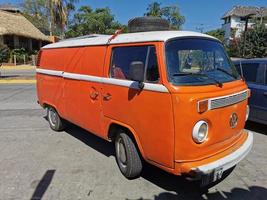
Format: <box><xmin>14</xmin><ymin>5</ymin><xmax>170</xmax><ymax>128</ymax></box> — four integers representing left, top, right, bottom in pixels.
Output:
<box><xmin>233</xmin><ymin>58</ymin><xmax>267</xmax><ymax>125</ymax></box>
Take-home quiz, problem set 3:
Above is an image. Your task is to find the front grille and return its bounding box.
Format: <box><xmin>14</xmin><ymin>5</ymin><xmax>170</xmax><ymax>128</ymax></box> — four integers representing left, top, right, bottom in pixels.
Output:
<box><xmin>210</xmin><ymin>90</ymin><xmax>248</xmax><ymax>110</ymax></box>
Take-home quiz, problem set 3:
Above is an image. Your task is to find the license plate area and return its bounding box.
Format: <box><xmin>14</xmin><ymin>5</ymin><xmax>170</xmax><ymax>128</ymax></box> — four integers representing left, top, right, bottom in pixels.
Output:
<box><xmin>201</xmin><ymin>167</ymin><xmax>224</xmax><ymax>186</ymax></box>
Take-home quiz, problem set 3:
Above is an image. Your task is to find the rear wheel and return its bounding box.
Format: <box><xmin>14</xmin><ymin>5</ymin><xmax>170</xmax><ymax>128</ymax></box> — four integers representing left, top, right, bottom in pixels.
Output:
<box><xmin>115</xmin><ymin>131</ymin><xmax>142</xmax><ymax>179</ymax></box>
<box><xmin>47</xmin><ymin>106</ymin><xmax>65</xmax><ymax>131</ymax></box>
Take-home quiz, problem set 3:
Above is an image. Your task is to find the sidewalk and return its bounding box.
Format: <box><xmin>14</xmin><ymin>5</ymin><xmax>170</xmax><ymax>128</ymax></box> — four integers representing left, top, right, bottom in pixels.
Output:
<box><xmin>0</xmin><ymin>65</ymin><xmax>36</xmax><ymax>84</ymax></box>
<box><xmin>1</xmin><ymin>65</ymin><xmax>36</xmax><ymax>70</ymax></box>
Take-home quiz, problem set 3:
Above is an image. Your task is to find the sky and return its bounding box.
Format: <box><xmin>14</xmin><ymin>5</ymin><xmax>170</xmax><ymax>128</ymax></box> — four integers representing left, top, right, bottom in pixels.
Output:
<box><xmin>1</xmin><ymin>0</ymin><xmax>267</xmax><ymax>32</ymax></box>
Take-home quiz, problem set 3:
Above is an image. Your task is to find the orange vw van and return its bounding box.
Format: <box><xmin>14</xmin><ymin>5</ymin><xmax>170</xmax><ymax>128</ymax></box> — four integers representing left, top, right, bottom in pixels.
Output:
<box><xmin>36</xmin><ymin>31</ymin><xmax>253</xmax><ymax>186</ymax></box>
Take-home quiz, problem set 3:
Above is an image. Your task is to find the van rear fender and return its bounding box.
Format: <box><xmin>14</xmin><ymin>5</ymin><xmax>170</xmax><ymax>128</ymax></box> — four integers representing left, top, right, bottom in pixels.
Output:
<box><xmin>41</xmin><ymin>101</ymin><xmax>63</xmax><ymax>117</ymax></box>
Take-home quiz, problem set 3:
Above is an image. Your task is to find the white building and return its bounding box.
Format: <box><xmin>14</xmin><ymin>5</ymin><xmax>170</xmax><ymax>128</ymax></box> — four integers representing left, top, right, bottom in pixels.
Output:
<box><xmin>221</xmin><ymin>6</ymin><xmax>267</xmax><ymax>44</ymax></box>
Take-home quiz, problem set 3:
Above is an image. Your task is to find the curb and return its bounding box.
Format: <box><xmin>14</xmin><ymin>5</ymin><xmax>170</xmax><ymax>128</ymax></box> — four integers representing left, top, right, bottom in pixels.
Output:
<box><xmin>0</xmin><ymin>79</ymin><xmax>36</xmax><ymax>84</ymax></box>
<box><xmin>1</xmin><ymin>66</ymin><xmax>36</xmax><ymax>70</ymax></box>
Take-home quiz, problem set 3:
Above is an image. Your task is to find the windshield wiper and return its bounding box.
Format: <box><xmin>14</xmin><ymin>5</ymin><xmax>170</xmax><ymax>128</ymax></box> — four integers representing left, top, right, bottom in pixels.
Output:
<box><xmin>217</xmin><ymin>67</ymin><xmax>237</xmax><ymax>79</ymax></box>
<box><xmin>172</xmin><ymin>72</ymin><xmax>223</xmax><ymax>87</ymax></box>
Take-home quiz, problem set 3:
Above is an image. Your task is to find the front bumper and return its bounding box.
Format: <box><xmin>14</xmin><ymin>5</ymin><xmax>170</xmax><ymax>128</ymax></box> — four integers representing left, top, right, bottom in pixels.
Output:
<box><xmin>192</xmin><ymin>131</ymin><xmax>253</xmax><ymax>175</ymax></box>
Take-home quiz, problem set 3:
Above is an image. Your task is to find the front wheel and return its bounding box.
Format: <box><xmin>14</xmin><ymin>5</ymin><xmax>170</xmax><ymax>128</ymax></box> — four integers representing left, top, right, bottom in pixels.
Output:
<box><xmin>47</xmin><ymin>107</ymin><xmax>65</xmax><ymax>131</ymax></box>
<box><xmin>115</xmin><ymin>132</ymin><xmax>143</xmax><ymax>179</ymax></box>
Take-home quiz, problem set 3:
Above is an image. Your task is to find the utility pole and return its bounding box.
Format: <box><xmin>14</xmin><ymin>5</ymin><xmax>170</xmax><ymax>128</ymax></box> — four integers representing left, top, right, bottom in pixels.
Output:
<box><xmin>196</xmin><ymin>24</ymin><xmax>204</xmax><ymax>33</ymax></box>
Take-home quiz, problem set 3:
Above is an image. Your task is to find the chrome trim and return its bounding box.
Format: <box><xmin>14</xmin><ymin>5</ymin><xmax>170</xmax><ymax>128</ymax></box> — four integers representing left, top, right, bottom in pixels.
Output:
<box><xmin>192</xmin><ymin>131</ymin><xmax>253</xmax><ymax>174</ymax></box>
<box><xmin>198</xmin><ymin>90</ymin><xmax>249</xmax><ymax>112</ymax></box>
<box><xmin>36</xmin><ymin>68</ymin><xmax>169</xmax><ymax>93</ymax></box>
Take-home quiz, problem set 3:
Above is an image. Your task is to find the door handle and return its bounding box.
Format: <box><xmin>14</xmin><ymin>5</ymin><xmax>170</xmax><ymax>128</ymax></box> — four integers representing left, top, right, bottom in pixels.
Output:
<box><xmin>103</xmin><ymin>93</ymin><xmax>112</xmax><ymax>100</ymax></box>
<box><xmin>90</xmin><ymin>91</ymin><xmax>99</xmax><ymax>99</ymax></box>
<box><xmin>264</xmin><ymin>92</ymin><xmax>267</xmax><ymax>96</ymax></box>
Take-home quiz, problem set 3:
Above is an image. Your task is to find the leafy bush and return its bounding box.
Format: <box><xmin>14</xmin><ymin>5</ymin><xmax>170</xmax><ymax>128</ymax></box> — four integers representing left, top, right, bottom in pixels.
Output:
<box><xmin>228</xmin><ymin>23</ymin><xmax>267</xmax><ymax>58</ymax></box>
<box><xmin>10</xmin><ymin>48</ymin><xmax>29</xmax><ymax>64</ymax></box>
<box><xmin>0</xmin><ymin>44</ymin><xmax>10</xmax><ymax>63</ymax></box>
<box><xmin>239</xmin><ymin>24</ymin><xmax>267</xmax><ymax>58</ymax></box>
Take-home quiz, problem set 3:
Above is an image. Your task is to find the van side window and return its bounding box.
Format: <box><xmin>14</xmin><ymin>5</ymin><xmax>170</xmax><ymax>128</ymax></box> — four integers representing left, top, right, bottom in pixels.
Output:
<box><xmin>146</xmin><ymin>46</ymin><xmax>159</xmax><ymax>83</ymax></box>
<box><xmin>241</xmin><ymin>63</ymin><xmax>260</xmax><ymax>83</ymax></box>
<box><xmin>110</xmin><ymin>46</ymin><xmax>159</xmax><ymax>83</ymax></box>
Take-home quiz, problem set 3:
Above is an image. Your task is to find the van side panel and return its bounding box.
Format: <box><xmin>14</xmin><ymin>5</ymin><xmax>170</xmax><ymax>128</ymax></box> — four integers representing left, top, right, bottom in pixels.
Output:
<box><xmin>37</xmin><ymin>48</ymin><xmax>76</xmax><ymax>117</ymax></box>
<box><xmin>37</xmin><ymin>46</ymin><xmax>107</xmax><ymax>137</ymax></box>
<box><xmin>78</xmin><ymin>46</ymin><xmax>106</xmax><ymax>136</ymax></box>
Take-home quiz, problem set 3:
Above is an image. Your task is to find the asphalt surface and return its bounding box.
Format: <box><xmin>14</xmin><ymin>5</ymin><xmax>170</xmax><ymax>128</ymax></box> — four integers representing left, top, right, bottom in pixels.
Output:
<box><xmin>0</xmin><ymin>84</ymin><xmax>266</xmax><ymax>200</ymax></box>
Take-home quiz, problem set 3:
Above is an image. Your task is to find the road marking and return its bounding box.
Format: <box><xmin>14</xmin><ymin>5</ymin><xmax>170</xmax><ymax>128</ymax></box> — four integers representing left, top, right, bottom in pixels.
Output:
<box><xmin>0</xmin><ymin>79</ymin><xmax>36</xmax><ymax>84</ymax></box>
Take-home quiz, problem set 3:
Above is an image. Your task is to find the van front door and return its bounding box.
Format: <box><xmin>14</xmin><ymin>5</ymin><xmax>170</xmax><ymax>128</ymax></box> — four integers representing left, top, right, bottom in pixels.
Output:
<box><xmin>102</xmin><ymin>44</ymin><xmax>175</xmax><ymax>168</ymax></box>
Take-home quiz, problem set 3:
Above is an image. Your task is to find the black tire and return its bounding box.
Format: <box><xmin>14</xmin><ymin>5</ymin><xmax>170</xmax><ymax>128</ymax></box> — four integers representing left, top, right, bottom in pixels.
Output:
<box><xmin>115</xmin><ymin>131</ymin><xmax>143</xmax><ymax>179</ymax></box>
<box><xmin>47</xmin><ymin>106</ymin><xmax>65</xmax><ymax>131</ymax></box>
<box><xmin>128</xmin><ymin>17</ymin><xmax>170</xmax><ymax>33</ymax></box>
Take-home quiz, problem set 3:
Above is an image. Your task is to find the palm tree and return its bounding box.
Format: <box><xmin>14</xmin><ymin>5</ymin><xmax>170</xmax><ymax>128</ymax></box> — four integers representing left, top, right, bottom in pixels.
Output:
<box><xmin>47</xmin><ymin>0</ymin><xmax>77</xmax><ymax>37</ymax></box>
<box><xmin>145</xmin><ymin>2</ymin><xmax>162</xmax><ymax>17</ymax></box>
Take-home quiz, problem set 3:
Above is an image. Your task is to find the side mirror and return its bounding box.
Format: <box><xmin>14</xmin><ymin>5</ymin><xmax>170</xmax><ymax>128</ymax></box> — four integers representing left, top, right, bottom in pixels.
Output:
<box><xmin>129</xmin><ymin>61</ymin><xmax>145</xmax><ymax>89</ymax></box>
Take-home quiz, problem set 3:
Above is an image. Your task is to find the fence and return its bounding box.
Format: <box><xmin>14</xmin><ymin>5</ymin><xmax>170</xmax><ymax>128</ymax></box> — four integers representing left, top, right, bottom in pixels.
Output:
<box><xmin>1</xmin><ymin>54</ymin><xmax>37</xmax><ymax>66</ymax></box>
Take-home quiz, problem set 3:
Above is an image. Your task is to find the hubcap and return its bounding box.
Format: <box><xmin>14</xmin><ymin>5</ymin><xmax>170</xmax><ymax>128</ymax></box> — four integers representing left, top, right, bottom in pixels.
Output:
<box><xmin>116</xmin><ymin>137</ymin><xmax>127</xmax><ymax>168</ymax></box>
<box><xmin>49</xmin><ymin>109</ymin><xmax>57</xmax><ymax>126</ymax></box>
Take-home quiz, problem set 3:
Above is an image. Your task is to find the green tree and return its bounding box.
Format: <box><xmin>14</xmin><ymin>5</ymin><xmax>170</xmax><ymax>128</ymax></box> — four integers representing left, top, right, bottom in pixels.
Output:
<box><xmin>22</xmin><ymin>0</ymin><xmax>50</xmax><ymax>35</ymax></box>
<box><xmin>206</xmin><ymin>29</ymin><xmax>225</xmax><ymax>42</ymax></box>
<box><xmin>47</xmin><ymin>0</ymin><xmax>78</xmax><ymax>37</ymax></box>
<box><xmin>239</xmin><ymin>23</ymin><xmax>267</xmax><ymax>58</ymax></box>
<box><xmin>22</xmin><ymin>0</ymin><xmax>78</xmax><ymax>37</ymax></box>
<box><xmin>145</xmin><ymin>2</ymin><xmax>161</xmax><ymax>17</ymax></box>
<box><xmin>144</xmin><ymin>1</ymin><xmax>185</xmax><ymax>30</ymax></box>
<box><xmin>65</xmin><ymin>6</ymin><xmax>126</xmax><ymax>38</ymax></box>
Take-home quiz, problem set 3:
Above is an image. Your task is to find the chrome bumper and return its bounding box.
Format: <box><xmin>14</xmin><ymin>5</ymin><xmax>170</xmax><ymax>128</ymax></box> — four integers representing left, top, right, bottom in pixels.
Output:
<box><xmin>192</xmin><ymin>131</ymin><xmax>253</xmax><ymax>174</ymax></box>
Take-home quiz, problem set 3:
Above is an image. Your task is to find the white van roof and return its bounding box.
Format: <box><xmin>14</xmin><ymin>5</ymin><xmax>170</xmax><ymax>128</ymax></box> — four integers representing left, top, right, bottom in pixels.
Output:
<box><xmin>42</xmin><ymin>31</ymin><xmax>218</xmax><ymax>49</ymax></box>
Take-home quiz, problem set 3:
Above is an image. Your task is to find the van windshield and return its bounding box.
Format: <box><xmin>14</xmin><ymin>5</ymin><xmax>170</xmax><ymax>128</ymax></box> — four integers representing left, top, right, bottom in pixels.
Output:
<box><xmin>165</xmin><ymin>38</ymin><xmax>240</xmax><ymax>86</ymax></box>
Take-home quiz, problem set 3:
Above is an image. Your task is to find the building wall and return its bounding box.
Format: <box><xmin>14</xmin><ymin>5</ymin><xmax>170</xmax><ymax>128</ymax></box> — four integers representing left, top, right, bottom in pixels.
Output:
<box><xmin>222</xmin><ymin>16</ymin><xmax>266</xmax><ymax>43</ymax></box>
<box><xmin>222</xmin><ymin>22</ymin><xmax>231</xmax><ymax>44</ymax></box>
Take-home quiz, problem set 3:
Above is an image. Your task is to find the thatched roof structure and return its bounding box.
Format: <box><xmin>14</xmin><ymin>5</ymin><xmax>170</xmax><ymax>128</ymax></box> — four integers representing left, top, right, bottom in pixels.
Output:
<box><xmin>222</xmin><ymin>6</ymin><xmax>267</xmax><ymax>19</ymax></box>
<box><xmin>0</xmin><ymin>9</ymin><xmax>50</xmax><ymax>42</ymax></box>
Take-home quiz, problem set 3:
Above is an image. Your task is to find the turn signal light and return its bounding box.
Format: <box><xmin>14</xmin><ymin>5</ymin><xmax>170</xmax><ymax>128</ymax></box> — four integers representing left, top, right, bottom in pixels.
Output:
<box><xmin>198</xmin><ymin>100</ymin><xmax>209</xmax><ymax>113</ymax></box>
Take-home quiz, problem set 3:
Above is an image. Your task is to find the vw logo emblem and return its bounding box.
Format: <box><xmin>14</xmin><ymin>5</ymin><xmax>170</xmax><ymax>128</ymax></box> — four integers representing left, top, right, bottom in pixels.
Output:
<box><xmin>230</xmin><ymin>113</ymin><xmax>238</xmax><ymax>128</ymax></box>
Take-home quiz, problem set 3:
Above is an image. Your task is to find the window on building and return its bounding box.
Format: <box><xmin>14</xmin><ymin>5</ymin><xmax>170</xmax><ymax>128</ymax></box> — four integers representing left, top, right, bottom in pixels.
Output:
<box><xmin>110</xmin><ymin>45</ymin><xmax>159</xmax><ymax>83</ymax></box>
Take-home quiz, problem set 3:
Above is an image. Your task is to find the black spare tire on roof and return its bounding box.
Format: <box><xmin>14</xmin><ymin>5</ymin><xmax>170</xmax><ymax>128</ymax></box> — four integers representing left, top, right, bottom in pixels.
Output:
<box><xmin>128</xmin><ymin>17</ymin><xmax>170</xmax><ymax>33</ymax></box>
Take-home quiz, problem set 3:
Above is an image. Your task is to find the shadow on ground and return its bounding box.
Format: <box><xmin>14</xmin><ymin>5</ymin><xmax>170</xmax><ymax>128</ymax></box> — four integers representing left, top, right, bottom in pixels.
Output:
<box><xmin>0</xmin><ymin>75</ymin><xmax>20</xmax><ymax>79</ymax></box>
<box><xmin>31</xmin><ymin>170</ymin><xmax>55</xmax><ymax>200</ymax></box>
<box><xmin>245</xmin><ymin>121</ymin><xmax>267</xmax><ymax>135</ymax></box>
<box><xmin>60</xmin><ymin>122</ymin><xmax>267</xmax><ymax>200</ymax></box>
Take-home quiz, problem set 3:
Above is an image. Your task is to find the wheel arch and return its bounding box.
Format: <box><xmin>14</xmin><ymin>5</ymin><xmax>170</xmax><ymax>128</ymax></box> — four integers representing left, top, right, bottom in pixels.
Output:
<box><xmin>107</xmin><ymin>121</ymin><xmax>146</xmax><ymax>160</ymax></box>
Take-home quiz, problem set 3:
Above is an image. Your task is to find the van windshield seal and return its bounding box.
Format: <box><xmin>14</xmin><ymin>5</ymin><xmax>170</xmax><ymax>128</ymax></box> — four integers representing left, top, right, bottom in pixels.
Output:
<box><xmin>165</xmin><ymin>38</ymin><xmax>240</xmax><ymax>86</ymax></box>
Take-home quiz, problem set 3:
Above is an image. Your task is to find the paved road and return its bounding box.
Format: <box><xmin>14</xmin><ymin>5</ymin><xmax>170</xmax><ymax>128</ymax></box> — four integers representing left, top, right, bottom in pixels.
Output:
<box><xmin>0</xmin><ymin>84</ymin><xmax>266</xmax><ymax>200</ymax></box>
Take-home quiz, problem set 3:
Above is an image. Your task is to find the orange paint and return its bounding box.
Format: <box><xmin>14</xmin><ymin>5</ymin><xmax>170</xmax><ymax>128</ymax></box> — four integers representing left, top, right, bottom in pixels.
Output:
<box><xmin>36</xmin><ymin>33</ymin><xmax>252</xmax><ymax>178</ymax></box>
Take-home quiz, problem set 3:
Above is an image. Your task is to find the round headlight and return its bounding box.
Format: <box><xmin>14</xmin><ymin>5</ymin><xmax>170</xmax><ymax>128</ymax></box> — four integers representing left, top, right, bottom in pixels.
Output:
<box><xmin>246</xmin><ymin>105</ymin><xmax>250</xmax><ymax>121</ymax></box>
<box><xmin>192</xmin><ymin>121</ymin><xmax>208</xmax><ymax>143</ymax></box>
